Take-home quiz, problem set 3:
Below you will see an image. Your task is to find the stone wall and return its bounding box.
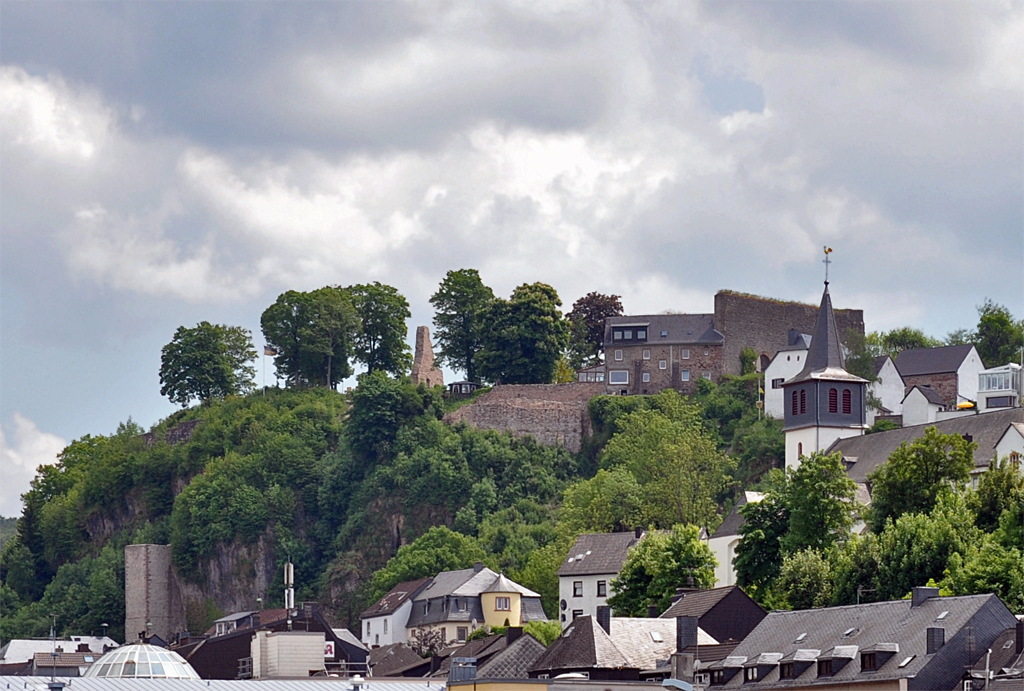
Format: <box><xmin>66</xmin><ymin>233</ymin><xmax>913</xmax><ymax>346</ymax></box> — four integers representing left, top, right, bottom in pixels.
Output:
<box><xmin>902</xmin><ymin>373</ymin><xmax>959</xmax><ymax>407</ymax></box>
<box><xmin>444</xmin><ymin>383</ymin><xmax>605</xmax><ymax>454</ymax></box>
<box><xmin>124</xmin><ymin>544</ymin><xmax>186</xmax><ymax>644</ymax></box>
<box><xmin>411</xmin><ymin>326</ymin><xmax>444</xmax><ymax>388</ymax></box>
<box><xmin>714</xmin><ymin>291</ymin><xmax>865</xmax><ymax>376</ymax></box>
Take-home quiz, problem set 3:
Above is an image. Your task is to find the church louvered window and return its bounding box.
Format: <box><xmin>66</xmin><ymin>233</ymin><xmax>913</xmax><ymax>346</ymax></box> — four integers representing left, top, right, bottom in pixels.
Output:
<box><xmin>792</xmin><ymin>391</ymin><xmax>798</xmax><ymax>415</ymax></box>
<box><xmin>800</xmin><ymin>389</ymin><xmax>807</xmax><ymax>415</ymax></box>
<box><xmin>842</xmin><ymin>389</ymin><xmax>852</xmax><ymax>414</ymax></box>
<box><xmin>829</xmin><ymin>388</ymin><xmax>838</xmax><ymax>413</ymax></box>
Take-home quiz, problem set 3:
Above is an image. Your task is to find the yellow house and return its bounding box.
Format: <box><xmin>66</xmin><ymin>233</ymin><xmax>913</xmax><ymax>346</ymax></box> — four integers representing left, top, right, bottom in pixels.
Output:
<box><xmin>480</xmin><ymin>573</ymin><xmax>524</xmax><ymax>628</ymax></box>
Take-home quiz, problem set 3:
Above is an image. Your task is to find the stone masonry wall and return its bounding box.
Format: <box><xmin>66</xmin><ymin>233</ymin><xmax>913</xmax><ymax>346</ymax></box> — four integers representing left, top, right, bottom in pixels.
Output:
<box><xmin>411</xmin><ymin>326</ymin><xmax>444</xmax><ymax>388</ymax></box>
<box><xmin>902</xmin><ymin>373</ymin><xmax>959</xmax><ymax>407</ymax></box>
<box><xmin>125</xmin><ymin>544</ymin><xmax>186</xmax><ymax>644</ymax></box>
<box><xmin>444</xmin><ymin>383</ymin><xmax>605</xmax><ymax>454</ymax></box>
<box><xmin>714</xmin><ymin>291</ymin><xmax>865</xmax><ymax>376</ymax></box>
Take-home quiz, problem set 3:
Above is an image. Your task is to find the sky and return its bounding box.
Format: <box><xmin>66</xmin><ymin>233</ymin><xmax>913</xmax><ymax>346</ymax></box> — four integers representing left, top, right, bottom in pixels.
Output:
<box><xmin>1</xmin><ymin>0</ymin><xmax>1022</xmax><ymax>517</ymax></box>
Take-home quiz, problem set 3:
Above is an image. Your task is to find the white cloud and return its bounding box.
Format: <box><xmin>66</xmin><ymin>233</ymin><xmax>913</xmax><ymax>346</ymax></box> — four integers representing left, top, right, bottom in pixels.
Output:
<box><xmin>0</xmin><ymin>414</ymin><xmax>66</xmax><ymax>518</ymax></box>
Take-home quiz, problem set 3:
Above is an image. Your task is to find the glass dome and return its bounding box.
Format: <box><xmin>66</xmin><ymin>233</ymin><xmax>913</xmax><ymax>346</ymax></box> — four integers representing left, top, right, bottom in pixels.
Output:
<box><xmin>84</xmin><ymin>643</ymin><xmax>201</xmax><ymax>679</ymax></box>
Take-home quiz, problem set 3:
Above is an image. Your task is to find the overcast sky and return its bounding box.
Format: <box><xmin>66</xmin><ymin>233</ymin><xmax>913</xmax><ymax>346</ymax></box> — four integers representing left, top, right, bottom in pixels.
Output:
<box><xmin>1</xmin><ymin>1</ymin><xmax>1022</xmax><ymax>517</ymax></box>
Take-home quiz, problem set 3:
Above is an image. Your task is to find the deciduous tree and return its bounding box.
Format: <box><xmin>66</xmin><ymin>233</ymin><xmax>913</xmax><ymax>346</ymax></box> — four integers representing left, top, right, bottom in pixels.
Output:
<box><xmin>261</xmin><ymin>288</ymin><xmax>357</xmax><ymax>388</ymax></box>
<box><xmin>349</xmin><ymin>282</ymin><xmax>412</xmax><ymax>376</ymax></box>
<box><xmin>475</xmin><ymin>283</ymin><xmax>569</xmax><ymax>384</ymax></box>
<box><xmin>430</xmin><ymin>269</ymin><xmax>494</xmax><ymax>382</ymax></box>
<box><xmin>566</xmin><ymin>292</ymin><xmax>623</xmax><ymax>367</ymax></box>
<box><xmin>974</xmin><ymin>300</ymin><xmax>1024</xmax><ymax>367</ymax></box>
<box><xmin>159</xmin><ymin>322</ymin><xmax>256</xmax><ymax>406</ymax></box>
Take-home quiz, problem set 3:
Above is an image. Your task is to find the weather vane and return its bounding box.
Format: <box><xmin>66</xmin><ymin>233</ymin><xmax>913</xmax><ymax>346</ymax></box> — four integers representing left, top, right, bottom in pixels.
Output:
<box><xmin>823</xmin><ymin>246</ymin><xmax>833</xmax><ymax>285</ymax></box>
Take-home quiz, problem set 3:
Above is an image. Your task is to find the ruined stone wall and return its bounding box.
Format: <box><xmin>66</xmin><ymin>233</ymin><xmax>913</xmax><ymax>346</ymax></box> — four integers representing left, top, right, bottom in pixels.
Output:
<box><xmin>411</xmin><ymin>326</ymin><xmax>444</xmax><ymax>388</ymax></box>
<box><xmin>444</xmin><ymin>383</ymin><xmax>605</xmax><ymax>453</ymax></box>
<box><xmin>124</xmin><ymin>544</ymin><xmax>186</xmax><ymax>643</ymax></box>
<box><xmin>714</xmin><ymin>291</ymin><xmax>865</xmax><ymax>376</ymax></box>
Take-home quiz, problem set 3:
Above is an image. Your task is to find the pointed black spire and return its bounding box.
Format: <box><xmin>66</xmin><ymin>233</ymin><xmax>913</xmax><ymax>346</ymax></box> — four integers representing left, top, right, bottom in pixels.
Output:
<box><xmin>789</xmin><ymin>284</ymin><xmax>864</xmax><ymax>384</ymax></box>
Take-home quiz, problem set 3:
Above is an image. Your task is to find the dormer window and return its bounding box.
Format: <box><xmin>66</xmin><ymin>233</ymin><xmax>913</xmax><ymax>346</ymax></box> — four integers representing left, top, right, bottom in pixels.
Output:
<box><xmin>711</xmin><ymin>670</ymin><xmax>725</xmax><ymax>685</ymax></box>
<box><xmin>817</xmin><ymin>660</ymin><xmax>833</xmax><ymax>677</ymax></box>
<box><xmin>624</xmin><ymin>330</ymin><xmax>633</xmax><ymax>339</ymax></box>
<box><xmin>861</xmin><ymin>653</ymin><xmax>876</xmax><ymax>671</ymax></box>
<box><xmin>637</xmin><ymin>330</ymin><xmax>647</xmax><ymax>340</ymax></box>
<box><xmin>613</xmin><ymin>330</ymin><xmax>623</xmax><ymax>340</ymax></box>
<box><xmin>744</xmin><ymin>667</ymin><xmax>758</xmax><ymax>682</ymax></box>
<box><xmin>780</xmin><ymin>663</ymin><xmax>795</xmax><ymax>679</ymax></box>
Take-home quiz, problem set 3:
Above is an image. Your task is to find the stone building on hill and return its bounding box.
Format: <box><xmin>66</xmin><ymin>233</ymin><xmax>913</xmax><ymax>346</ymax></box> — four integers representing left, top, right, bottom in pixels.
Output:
<box><xmin>410</xmin><ymin>327</ymin><xmax>444</xmax><ymax>388</ymax></box>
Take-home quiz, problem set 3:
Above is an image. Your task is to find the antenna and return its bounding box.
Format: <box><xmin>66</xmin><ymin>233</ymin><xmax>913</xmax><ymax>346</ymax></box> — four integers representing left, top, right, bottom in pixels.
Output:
<box><xmin>284</xmin><ymin>559</ymin><xmax>295</xmax><ymax>613</ymax></box>
<box><xmin>823</xmin><ymin>246</ymin><xmax>833</xmax><ymax>285</ymax></box>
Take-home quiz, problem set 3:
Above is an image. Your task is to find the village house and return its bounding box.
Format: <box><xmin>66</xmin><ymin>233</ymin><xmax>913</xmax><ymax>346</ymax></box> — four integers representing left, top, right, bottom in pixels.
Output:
<box><xmin>360</xmin><ymin>577</ymin><xmax>431</xmax><ymax>648</ymax></box>
<box><xmin>894</xmin><ymin>344</ymin><xmax>984</xmax><ymax>408</ymax></box>
<box><xmin>557</xmin><ymin>530</ymin><xmax>644</xmax><ymax>629</ymax></box>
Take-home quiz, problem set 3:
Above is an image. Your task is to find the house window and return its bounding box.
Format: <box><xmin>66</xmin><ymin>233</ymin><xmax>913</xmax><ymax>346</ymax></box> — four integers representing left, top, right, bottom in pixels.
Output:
<box><xmin>772</xmin><ymin>378</ymin><xmax>784</xmax><ymax>389</ymax></box>
<box><xmin>711</xmin><ymin>670</ymin><xmax>725</xmax><ymax>685</ymax></box>
<box><xmin>703</xmin><ymin>372</ymin><xmax>712</xmax><ymax>380</ymax></box>
<box><xmin>704</xmin><ymin>348</ymin><xmax>709</xmax><ymax>356</ymax></box>
<box><xmin>457</xmin><ymin>627</ymin><xmax>468</xmax><ymax>641</ymax></box>
<box><xmin>643</xmin><ymin>349</ymin><xmax>651</xmax><ymax>360</ymax></box>
<box><xmin>495</xmin><ymin>597</ymin><xmax>511</xmax><ymax>611</ymax></box>
<box><xmin>682</xmin><ymin>349</ymin><xmax>690</xmax><ymax>359</ymax></box>
<box><xmin>661</xmin><ymin>330</ymin><xmax>668</xmax><ymax>337</ymax></box>
<box><xmin>817</xmin><ymin>660</ymin><xmax>833</xmax><ymax>677</ymax></box>
<box><xmin>744</xmin><ymin>667</ymin><xmax>758</xmax><ymax>682</ymax></box>
<box><xmin>659</xmin><ymin>360</ymin><xmax>667</xmax><ymax>370</ymax></box>
<box><xmin>861</xmin><ymin>653</ymin><xmax>876</xmax><ymax>671</ymax></box>
<box><xmin>366</xmin><ymin>622</ymin><xmax>370</xmax><ymax>636</ymax></box>
<box><xmin>842</xmin><ymin>389</ymin><xmax>852</xmax><ymax>415</ymax></box>
<box><xmin>800</xmin><ymin>389</ymin><xmax>807</xmax><ymax>414</ymax></box>
<box><xmin>614</xmin><ymin>349</ymin><xmax>623</xmax><ymax>361</ymax></box>
<box><xmin>643</xmin><ymin>372</ymin><xmax>651</xmax><ymax>383</ymax></box>
<box><xmin>613</xmin><ymin>330</ymin><xmax>623</xmax><ymax>340</ymax></box>
<box><xmin>597</xmin><ymin>581</ymin><xmax>607</xmax><ymax>597</ymax></box>
<box><xmin>375</xmin><ymin>634</ymin><xmax>379</xmax><ymax>645</ymax></box>
<box><xmin>383</xmin><ymin>620</ymin><xmax>387</xmax><ymax>634</ymax></box>
<box><xmin>829</xmin><ymin>388</ymin><xmax>838</xmax><ymax>413</ymax></box>
<box><xmin>624</xmin><ymin>330</ymin><xmax>633</xmax><ymax>339</ymax></box>
<box><xmin>609</xmin><ymin>370</ymin><xmax>629</xmax><ymax>385</ymax></box>
<box><xmin>637</xmin><ymin>330</ymin><xmax>647</xmax><ymax>339</ymax></box>
<box><xmin>572</xmin><ymin>609</ymin><xmax>583</xmax><ymax>620</ymax></box>
<box><xmin>441</xmin><ymin>628</ymin><xmax>446</xmax><ymax>643</ymax></box>
<box><xmin>780</xmin><ymin>663</ymin><xmax>795</xmax><ymax>679</ymax></box>
<box><xmin>798</xmin><ymin>442</ymin><xmax>803</xmax><ymax>456</ymax></box>
<box><xmin>573</xmin><ymin>581</ymin><xmax>583</xmax><ymax>597</ymax></box>
<box><xmin>792</xmin><ymin>390</ymin><xmax>798</xmax><ymax>415</ymax></box>
<box><xmin>987</xmin><ymin>396</ymin><xmax>1013</xmax><ymax>408</ymax></box>
<box><xmin>963</xmin><ymin>680</ymin><xmax>973</xmax><ymax>691</ymax></box>
<box><xmin>681</xmin><ymin>370</ymin><xmax>690</xmax><ymax>382</ymax></box>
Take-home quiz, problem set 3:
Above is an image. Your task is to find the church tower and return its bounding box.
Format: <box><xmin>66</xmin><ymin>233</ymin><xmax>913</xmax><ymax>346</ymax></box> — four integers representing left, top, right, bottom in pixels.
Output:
<box><xmin>783</xmin><ymin>278</ymin><xmax>867</xmax><ymax>470</ymax></box>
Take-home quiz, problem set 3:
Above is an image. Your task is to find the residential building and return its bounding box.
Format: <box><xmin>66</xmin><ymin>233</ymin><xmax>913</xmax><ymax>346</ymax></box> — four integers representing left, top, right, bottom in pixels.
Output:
<box><xmin>659</xmin><ymin>586</ymin><xmax>766</xmax><ymax>645</ymax></box>
<box><xmin>704</xmin><ymin>588</ymin><xmax>1018</xmax><ymax>691</ymax></box>
<box><xmin>764</xmin><ymin>331</ymin><xmax>812</xmax><ymax>419</ymax></box>
<box><xmin>557</xmin><ymin>531</ymin><xmax>644</xmax><ymax>629</ymax></box>
<box><xmin>869</xmin><ymin>355</ymin><xmax>905</xmax><ymax>423</ymax></box>
<box><xmin>0</xmin><ymin>637</ymin><xmax>118</xmax><ymax>676</ymax></box>
<box><xmin>603</xmin><ymin>315</ymin><xmax>724</xmax><ymax>396</ymax></box>
<box><xmin>405</xmin><ymin>563</ymin><xmax>546</xmax><ymax>646</ymax></box>
<box><xmin>901</xmin><ymin>385</ymin><xmax>946</xmax><ymax>427</ymax></box>
<box><xmin>977</xmin><ymin>362</ymin><xmax>1022</xmax><ymax>412</ymax></box>
<box><xmin>360</xmin><ymin>578</ymin><xmax>431</xmax><ymax>648</ymax></box>
<box><xmin>894</xmin><ymin>344</ymin><xmax>984</xmax><ymax>408</ymax></box>
<box><xmin>783</xmin><ymin>282</ymin><xmax>868</xmax><ymax>470</ymax></box>
<box><xmin>705</xmin><ymin>492</ymin><xmax>762</xmax><ymax>588</ymax></box>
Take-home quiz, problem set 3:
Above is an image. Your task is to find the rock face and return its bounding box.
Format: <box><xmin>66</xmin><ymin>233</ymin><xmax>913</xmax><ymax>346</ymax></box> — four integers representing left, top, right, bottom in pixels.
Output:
<box><xmin>411</xmin><ymin>326</ymin><xmax>444</xmax><ymax>388</ymax></box>
<box><xmin>444</xmin><ymin>383</ymin><xmax>605</xmax><ymax>454</ymax></box>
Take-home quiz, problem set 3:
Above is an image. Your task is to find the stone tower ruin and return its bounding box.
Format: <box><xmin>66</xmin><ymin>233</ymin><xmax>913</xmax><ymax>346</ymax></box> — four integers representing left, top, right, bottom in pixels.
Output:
<box><xmin>411</xmin><ymin>326</ymin><xmax>444</xmax><ymax>388</ymax></box>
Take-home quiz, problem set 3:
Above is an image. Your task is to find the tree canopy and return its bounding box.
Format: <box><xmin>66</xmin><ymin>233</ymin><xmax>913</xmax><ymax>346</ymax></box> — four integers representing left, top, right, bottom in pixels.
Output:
<box><xmin>974</xmin><ymin>300</ymin><xmax>1024</xmax><ymax>367</ymax></box>
<box><xmin>430</xmin><ymin>269</ymin><xmax>495</xmax><ymax>383</ymax></box>
<box><xmin>349</xmin><ymin>282</ymin><xmax>412</xmax><ymax>376</ymax></box>
<box><xmin>475</xmin><ymin>282</ymin><xmax>569</xmax><ymax>384</ymax></box>
<box><xmin>566</xmin><ymin>292</ymin><xmax>623</xmax><ymax>368</ymax></box>
<box><xmin>159</xmin><ymin>322</ymin><xmax>256</xmax><ymax>406</ymax></box>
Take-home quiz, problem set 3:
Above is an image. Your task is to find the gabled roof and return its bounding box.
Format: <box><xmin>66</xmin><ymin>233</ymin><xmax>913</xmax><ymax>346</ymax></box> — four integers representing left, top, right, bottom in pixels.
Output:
<box><xmin>711</xmin><ymin>593</ymin><xmax>1016</xmax><ymax>690</ymax></box>
<box><xmin>786</xmin><ymin>286</ymin><xmax>865</xmax><ymax>386</ymax></box>
<box><xmin>481</xmin><ymin>573</ymin><xmax>540</xmax><ymax>597</ymax></box>
<box><xmin>710</xmin><ymin>492</ymin><xmax>763</xmax><ymax>540</ymax></box>
<box><xmin>903</xmin><ymin>385</ymin><xmax>946</xmax><ymax>406</ymax></box>
<box><xmin>873</xmin><ymin>355</ymin><xmax>893</xmax><ymax>377</ymax></box>
<box><xmin>605</xmin><ymin>314</ymin><xmax>724</xmax><ymax>346</ymax></box>
<box><xmin>476</xmin><ymin>633</ymin><xmax>548</xmax><ymax>679</ymax></box>
<box><xmin>660</xmin><ymin>586</ymin><xmax>736</xmax><ymax>619</ymax></box>
<box><xmin>558</xmin><ymin>532</ymin><xmax>643</xmax><ymax>577</ymax></box>
<box><xmin>895</xmin><ymin>344</ymin><xmax>976</xmax><ymax>377</ymax></box>
<box><xmin>361</xmin><ymin>578</ymin><xmax>432</xmax><ymax>619</ymax></box>
<box><xmin>430</xmin><ymin>635</ymin><xmax>508</xmax><ymax>677</ymax></box>
<box><xmin>414</xmin><ymin>566</ymin><xmax>535</xmax><ymax>600</ymax></box>
<box><xmin>367</xmin><ymin>643</ymin><xmax>423</xmax><ymax>677</ymax></box>
<box><xmin>829</xmin><ymin>407</ymin><xmax>1024</xmax><ymax>485</ymax></box>
<box><xmin>779</xmin><ymin>330</ymin><xmax>812</xmax><ymax>352</ymax></box>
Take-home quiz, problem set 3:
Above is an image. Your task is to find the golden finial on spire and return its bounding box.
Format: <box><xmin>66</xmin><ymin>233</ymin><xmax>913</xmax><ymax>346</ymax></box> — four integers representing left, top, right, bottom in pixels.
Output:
<box><xmin>823</xmin><ymin>246</ymin><xmax>833</xmax><ymax>285</ymax></box>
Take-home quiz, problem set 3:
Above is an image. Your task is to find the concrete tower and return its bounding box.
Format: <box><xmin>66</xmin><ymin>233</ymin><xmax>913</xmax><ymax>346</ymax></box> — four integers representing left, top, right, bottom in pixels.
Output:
<box><xmin>783</xmin><ymin>283</ymin><xmax>867</xmax><ymax>470</ymax></box>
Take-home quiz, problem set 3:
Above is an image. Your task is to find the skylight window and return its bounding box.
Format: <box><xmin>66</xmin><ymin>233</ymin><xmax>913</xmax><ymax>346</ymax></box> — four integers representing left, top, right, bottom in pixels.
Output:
<box><xmin>795</xmin><ymin>633</ymin><xmax>807</xmax><ymax>643</ymax></box>
<box><xmin>650</xmin><ymin>631</ymin><xmax>664</xmax><ymax>643</ymax></box>
<box><xmin>844</xmin><ymin>628</ymin><xmax>855</xmax><ymax>636</ymax></box>
<box><xmin>898</xmin><ymin>656</ymin><xmax>915</xmax><ymax>668</ymax></box>
<box><xmin>936</xmin><ymin>611</ymin><xmax>948</xmax><ymax>620</ymax></box>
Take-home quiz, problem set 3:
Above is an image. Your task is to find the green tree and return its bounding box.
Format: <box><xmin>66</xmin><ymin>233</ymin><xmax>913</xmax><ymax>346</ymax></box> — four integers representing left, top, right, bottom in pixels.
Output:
<box><xmin>844</xmin><ymin>329</ymin><xmax>881</xmax><ymax>383</ymax></box>
<box><xmin>347</xmin><ymin>371</ymin><xmax>443</xmax><ymax>462</ymax></box>
<box><xmin>734</xmin><ymin>472</ymin><xmax>789</xmax><ymax>597</ymax></box>
<box><xmin>349</xmin><ymin>282</ymin><xmax>412</xmax><ymax>376</ymax></box>
<box><xmin>301</xmin><ymin>287</ymin><xmax>358</xmax><ymax>388</ymax></box>
<box><xmin>867</xmin><ymin>426</ymin><xmax>975</xmax><ymax>532</ymax></box>
<box><xmin>969</xmin><ymin>456</ymin><xmax>1024</xmax><ymax>532</ymax></box>
<box><xmin>600</xmin><ymin>397</ymin><xmax>731</xmax><ymax>531</ymax></box>
<box><xmin>559</xmin><ymin>468</ymin><xmax>644</xmax><ymax>536</ymax></box>
<box><xmin>607</xmin><ymin>524</ymin><xmax>716</xmax><ymax>616</ymax></box>
<box><xmin>430</xmin><ymin>269</ymin><xmax>495</xmax><ymax>383</ymax></box>
<box><xmin>782</xmin><ymin>452</ymin><xmax>858</xmax><ymax>554</ymax></box>
<box><xmin>476</xmin><ymin>283</ymin><xmax>569</xmax><ymax>384</ymax></box>
<box><xmin>565</xmin><ymin>292</ymin><xmax>623</xmax><ymax>368</ymax></box>
<box><xmin>159</xmin><ymin>322</ymin><xmax>256</xmax><ymax>406</ymax></box>
<box><xmin>777</xmin><ymin>549</ymin><xmax>832</xmax><ymax>610</ymax></box>
<box><xmin>876</xmin><ymin>327</ymin><xmax>941</xmax><ymax>358</ymax></box>
<box><xmin>368</xmin><ymin>526</ymin><xmax>487</xmax><ymax>602</ymax></box>
<box><xmin>524</xmin><ymin>620</ymin><xmax>562</xmax><ymax>646</ymax></box>
<box><xmin>828</xmin><ymin>533</ymin><xmax>881</xmax><ymax>606</ymax></box>
<box><xmin>974</xmin><ymin>300</ymin><xmax>1024</xmax><ymax>367</ymax></box>
<box><xmin>942</xmin><ymin>536</ymin><xmax>1024</xmax><ymax>614</ymax></box>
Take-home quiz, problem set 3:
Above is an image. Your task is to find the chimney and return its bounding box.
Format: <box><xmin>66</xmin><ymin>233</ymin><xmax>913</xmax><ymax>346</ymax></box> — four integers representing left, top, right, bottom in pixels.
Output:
<box><xmin>430</xmin><ymin>654</ymin><xmax>443</xmax><ymax>674</ymax></box>
<box><xmin>676</xmin><ymin>616</ymin><xmax>698</xmax><ymax>653</ymax></box>
<box><xmin>596</xmin><ymin>606</ymin><xmax>611</xmax><ymax>635</ymax></box>
<box><xmin>648</xmin><ymin>605</ymin><xmax>660</xmax><ymax>618</ymax></box>
<box><xmin>635</xmin><ymin>527</ymin><xmax>643</xmax><ymax>539</ymax></box>
<box><xmin>911</xmin><ymin>587</ymin><xmax>940</xmax><ymax>608</ymax></box>
<box><xmin>473</xmin><ymin>561</ymin><xmax>484</xmax><ymax>573</ymax></box>
<box><xmin>1016</xmin><ymin>621</ymin><xmax>1023</xmax><ymax>656</ymax></box>
<box><xmin>506</xmin><ymin>626</ymin><xmax>523</xmax><ymax>645</ymax></box>
<box><xmin>926</xmin><ymin>628</ymin><xmax>945</xmax><ymax>654</ymax></box>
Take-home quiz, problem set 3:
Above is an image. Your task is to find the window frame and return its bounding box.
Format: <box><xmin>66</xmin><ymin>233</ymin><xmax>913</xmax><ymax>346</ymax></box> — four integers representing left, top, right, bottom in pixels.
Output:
<box><xmin>681</xmin><ymin>370</ymin><xmax>690</xmax><ymax>382</ymax></box>
<box><xmin>682</xmin><ymin>349</ymin><xmax>690</xmax><ymax>359</ymax></box>
<box><xmin>642</xmin><ymin>349</ymin><xmax>651</xmax><ymax>360</ymax></box>
<box><xmin>609</xmin><ymin>370</ymin><xmax>629</xmax><ymax>385</ymax></box>
<box><xmin>495</xmin><ymin>596</ymin><xmax>511</xmax><ymax>611</ymax></box>
<box><xmin>573</xmin><ymin>581</ymin><xmax>583</xmax><ymax>597</ymax></box>
<box><xmin>642</xmin><ymin>372</ymin><xmax>651</xmax><ymax>383</ymax></box>
<box><xmin>614</xmin><ymin>349</ymin><xmax>623</xmax><ymax>361</ymax></box>
<box><xmin>597</xmin><ymin>581</ymin><xmax>607</xmax><ymax>597</ymax></box>
<box><xmin>659</xmin><ymin>360</ymin><xmax>667</xmax><ymax>370</ymax></box>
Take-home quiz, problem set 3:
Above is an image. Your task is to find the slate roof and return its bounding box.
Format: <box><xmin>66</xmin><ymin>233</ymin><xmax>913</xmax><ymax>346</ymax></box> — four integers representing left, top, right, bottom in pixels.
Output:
<box><xmin>829</xmin><ymin>408</ymin><xmax>1024</xmax><ymax>485</ymax></box>
<box><xmin>361</xmin><ymin>578</ymin><xmax>431</xmax><ymax>618</ymax></box>
<box><xmin>333</xmin><ymin>628</ymin><xmax>368</xmax><ymax>652</ymax></box>
<box><xmin>895</xmin><ymin>344</ymin><xmax>976</xmax><ymax>377</ymax></box>
<box><xmin>558</xmin><ymin>532</ymin><xmax>643</xmax><ymax>577</ymax></box>
<box><xmin>429</xmin><ymin>635</ymin><xmax>507</xmax><ymax>678</ymax></box>
<box><xmin>660</xmin><ymin>587</ymin><xmax>734</xmax><ymax>619</ymax></box>
<box><xmin>873</xmin><ymin>355</ymin><xmax>891</xmax><ymax>377</ymax></box>
<box><xmin>786</xmin><ymin>287</ymin><xmax>865</xmax><ymax>386</ymax></box>
<box><xmin>476</xmin><ymin>634</ymin><xmax>548</xmax><ymax>679</ymax></box>
<box><xmin>368</xmin><ymin>643</ymin><xmax>423</xmax><ymax>677</ymax></box>
<box><xmin>903</xmin><ymin>385</ymin><xmax>946</xmax><ymax>405</ymax></box>
<box><xmin>406</xmin><ymin>568</ymin><xmax>542</xmax><ymax>627</ymax></box>
<box><xmin>530</xmin><ymin>616</ymin><xmax>716</xmax><ymax>676</ymax></box>
<box><xmin>709</xmin><ymin>492</ymin><xmax>762</xmax><ymax>540</ymax></box>
<box><xmin>778</xmin><ymin>330</ymin><xmax>812</xmax><ymax>353</ymax></box>
<box><xmin>604</xmin><ymin>315</ymin><xmax>724</xmax><ymax>346</ymax></box>
<box><xmin>710</xmin><ymin>593</ymin><xmax>1017</xmax><ymax>691</ymax></box>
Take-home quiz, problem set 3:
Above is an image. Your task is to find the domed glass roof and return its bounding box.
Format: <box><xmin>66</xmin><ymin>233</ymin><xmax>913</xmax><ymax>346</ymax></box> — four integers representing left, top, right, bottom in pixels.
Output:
<box><xmin>84</xmin><ymin>643</ymin><xmax>200</xmax><ymax>679</ymax></box>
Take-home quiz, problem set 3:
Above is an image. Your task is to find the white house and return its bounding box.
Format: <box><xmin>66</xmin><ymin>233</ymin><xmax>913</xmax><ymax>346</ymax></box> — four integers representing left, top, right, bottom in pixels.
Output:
<box><xmin>901</xmin><ymin>385</ymin><xmax>946</xmax><ymax>427</ymax></box>
<box><xmin>706</xmin><ymin>492</ymin><xmax>762</xmax><ymax>588</ymax></box>
<box><xmin>869</xmin><ymin>355</ymin><xmax>905</xmax><ymax>422</ymax></box>
<box><xmin>894</xmin><ymin>344</ymin><xmax>985</xmax><ymax>408</ymax></box>
<box><xmin>557</xmin><ymin>531</ymin><xmax>644</xmax><ymax>629</ymax></box>
<box><xmin>764</xmin><ymin>331</ymin><xmax>812</xmax><ymax>420</ymax></box>
<box><xmin>359</xmin><ymin>577</ymin><xmax>430</xmax><ymax>648</ymax></box>
<box><xmin>977</xmin><ymin>363</ymin><xmax>1022</xmax><ymax>412</ymax></box>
